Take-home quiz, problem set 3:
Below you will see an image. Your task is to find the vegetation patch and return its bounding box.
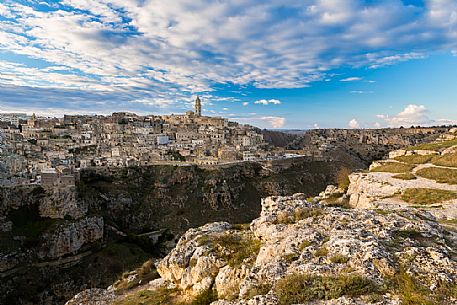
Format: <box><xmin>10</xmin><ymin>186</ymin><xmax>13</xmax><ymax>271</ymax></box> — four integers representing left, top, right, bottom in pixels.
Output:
<box><xmin>298</xmin><ymin>240</ymin><xmax>312</xmax><ymax>251</ymax></box>
<box><xmin>283</xmin><ymin>253</ymin><xmax>300</xmax><ymax>263</ymax></box>
<box><xmin>432</xmin><ymin>153</ymin><xmax>457</xmax><ymax>168</ymax></box>
<box><xmin>439</xmin><ymin>218</ymin><xmax>457</xmax><ymax>225</ymax></box>
<box><xmin>401</xmin><ymin>188</ymin><xmax>457</xmax><ymax>205</ymax></box>
<box><xmin>274</xmin><ymin>207</ymin><xmax>324</xmax><ymax>224</ymax></box>
<box><xmin>336</xmin><ymin>167</ymin><xmax>352</xmax><ymax>190</ymax></box>
<box><xmin>409</xmin><ymin>139</ymin><xmax>457</xmax><ymax>151</ymax></box>
<box><xmin>392</xmin><ymin>172</ymin><xmax>417</xmax><ymax>180</ymax></box>
<box><xmin>416</xmin><ymin>167</ymin><xmax>457</xmax><ymax>184</ymax></box>
<box><xmin>231</xmin><ymin>223</ymin><xmax>251</xmax><ymax>231</ymax></box>
<box><xmin>113</xmin><ymin>259</ymin><xmax>159</xmax><ymax>291</ymax></box>
<box><xmin>394</xmin><ymin>154</ymin><xmax>433</xmax><ymax>165</ymax></box>
<box><xmin>330</xmin><ymin>254</ymin><xmax>349</xmax><ymax>264</ymax></box>
<box><xmin>375</xmin><ymin>209</ymin><xmax>393</xmax><ymax>215</ymax></box>
<box><xmin>275</xmin><ymin>273</ymin><xmax>378</xmax><ymax>304</ymax></box>
<box><xmin>114</xmin><ymin>288</ymin><xmax>179</xmax><ymax>305</ymax></box>
<box><xmin>313</xmin><ymin>246</ymin><xmax>328</xmax><ymax>257</ymax></box>
<box><xmin>388</xmin><ymin>267</ymin><xmax>457</xmax><ymax>305</ymax></box>
<box><xmin>370</xmin><ymin>163</ymin><xmax>415</xmax><ymax>173</ymax></box>
<box><xmin>114</xmin><ymin>288</ymin><xmax>217</xmax><ymax>305</ymax></box>
<box><xmin>244</xmin><ymin>283</ymin><xmax>273</xmax><ymax>299</ymax></box>
<box><xmin>197</xmin><ymin>232</ymin><xmax>261</xmax><ymax>267</ymax></box>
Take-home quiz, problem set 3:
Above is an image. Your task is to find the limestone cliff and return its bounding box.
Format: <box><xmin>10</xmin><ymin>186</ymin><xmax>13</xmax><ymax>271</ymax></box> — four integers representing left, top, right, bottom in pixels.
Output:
<box><xmin>347</xmin><ymin>132</ymin><xmax>457</xmax><ymax>220</ymax></box>
<box><xmin>1</xmin><ymin>157</ymin><xmax>359</xmax><ymax>305</ymax></box>
<box><xmin>67</xmin><ymin>194</ymin><xmax>456</xmax><ymax>304</ymax></box>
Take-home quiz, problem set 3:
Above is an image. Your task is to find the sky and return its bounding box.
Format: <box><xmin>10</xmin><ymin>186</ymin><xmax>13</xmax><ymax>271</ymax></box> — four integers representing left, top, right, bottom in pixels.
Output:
<box><xmin>0</xmin><ymin>0</ymin><xmax>457</xmax><ymax>129</ymax></box>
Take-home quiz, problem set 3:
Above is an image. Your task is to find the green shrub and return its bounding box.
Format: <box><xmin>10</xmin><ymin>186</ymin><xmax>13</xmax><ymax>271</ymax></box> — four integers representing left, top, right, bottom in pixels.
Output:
<box><xmin>370</xmin><ymin>163</ymin><xmax>415</xmax><ymax>173</ymax></box>
<box><xmin>275</xmin><ymin>273</ymin><xmax>378</xmax><ymax>304</ymax></box>
<box><xmin>401</xmin><ymin>188</ymin><xmax>457</xmax><ymax>205</ymax></box>
<box><xmin>416</xmin><ymin>167</ymin><xmax>457</xmax><ymax>184</ymax></box>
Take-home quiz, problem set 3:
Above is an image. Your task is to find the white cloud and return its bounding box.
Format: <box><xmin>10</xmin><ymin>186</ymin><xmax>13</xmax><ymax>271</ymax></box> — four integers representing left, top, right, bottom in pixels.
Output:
<box><xmin>376</xmin><ymin>104</ymin><xmax>457</xmax><ymax>127</ymax></box>
<box><xmin>1</xmin><ymin>0</ymin><xmax>457</xmax><ymax>112</ymax></box>
<box><xmin>340</xmin><ymin>77</ymin><xmax>362</xmax><ymax>82</ymax></box>
<box><xmin>129</xmin><ymin>98</ymin><xmax>176</xmax><ymax>108</ymax></box>
<box><xmin>313</xmin><ymin>123</ymin><xmax>320</xmax><ymax>129</ymax></box>
<box><xmin>254</xmin><ymin>99</ymin><xmax>281</xmax><ymax>105</ymax></box>
<box><xmin>242</xmin><ymin>102</ymin><xmax>249</xmax><ymax>106</ymax></box>
<box><xmin>232</xmin><ymin>115</ymin><xmax>285</xmax><ymax>128</ymax></box>
<box><xmin>350</xmin><ymin>90</ymin><xmax>374</xmax><ymax>94</ymax></box>
<box><xmin>258</xmin><ymin>116</ymin><xmax>286</xmax><ymax>128</ymax></box>
<box><xmin>349</xmin><ymin>119</ymin><xmax>360</xmax><ymax>129</ymax></box>
<box><xmin>376</xmin><ymin>104</ymin><xmax>430</xmax><ymax>127</ymax></box>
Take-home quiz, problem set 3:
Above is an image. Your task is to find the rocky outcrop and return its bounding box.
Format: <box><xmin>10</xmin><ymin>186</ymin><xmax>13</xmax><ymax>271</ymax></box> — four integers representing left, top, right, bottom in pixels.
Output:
<box><xmin>348</xmin><ymin>135</ymin><xmax>457</xmax><ymax>220</ymax></box>
<box><xmin>65</xmin><ymin>288</ymin><xmax>116</xmax><ymax>305</ymax></box>
<box><xmin>2</xmin><ymin>157</ymin><xmax>360</xmax><ymax>305</ymax></box>
<box><xmin>83</xmin><ymin>194</ymin><xmax>456</xmax><ymax>304</ymax></box>
<box><xmin>39</xmin><ymin>186</ymin><xmax>87</xmax><ymax>220</ymax></box>
<box><xmin>39</xmin><ymin>216</ymin><xmax>104</xmax><ymax>260</ymax></box>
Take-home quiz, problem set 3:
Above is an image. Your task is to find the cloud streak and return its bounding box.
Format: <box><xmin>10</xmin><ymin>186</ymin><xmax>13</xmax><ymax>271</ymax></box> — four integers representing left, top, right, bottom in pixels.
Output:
<box><xmin>254</xmin><ymin>99</ymin><xmax>282</xmax><ymax>105</ymax></box>
<box><xmin>1</xmin><ymin>1</ymin><xmax>457</xmax><ymax>117</ymax></box>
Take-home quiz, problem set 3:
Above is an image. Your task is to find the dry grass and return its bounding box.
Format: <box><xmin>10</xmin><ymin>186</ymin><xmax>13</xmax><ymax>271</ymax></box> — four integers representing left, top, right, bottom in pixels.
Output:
<box><xmin>197</xmin><ymin>232</ymin><xmax>261</xmax><ymax>267</ymax></box>
<box><xmin>432</xmin><ymin>153</ymin><xmax>457</xmax><ymax>168</ymax></box>
<box><xmin>313</xmin><ymin>246</ymin><xmax>328</xmax><ymax>257</ymax></box>
<box><xmin>392</xmin><ymin>173</ymin><xmax>417</xmax><ymax>180</ymax></box>
<box><xmin>409</xmin><ymin>139</ymin><xmax>457</xmax><ymax>151</ymax></box>
<box><xmin>330</xmin><ymin>254</ymin><xmax>349</xmax><ymax>264</ymax></box>
<box><xmin>114</xmin><ymin>288</ymin><xmax>217</xmax><ymax>305</ymax></box>
<box><xmin>275</xmin><ymin>273</ymin><xmax>378</xmax><ymax>304</ymax></box>
<box><xmin>370</xmin><ymin>162</ymin><xmax>415</xmax><ymax>173</ymax></box>
<box><xmin>394</xmin><ymin>154</ymin><xmax>433</xmax><ymax>165</ymax></box>
<box><xmin>336</xmin><ymin>167</ymin><xmax>352</xmax><ymax>190</ymax></box>
<box><xmin>389</xmin><ymin>267</ymin><xmax>457</xmax><ymax>305</ymax></box>
<box><xmin>415</xmin><ymin>167</ymin><xmax>457</xmax><ymax>184</ymax></box>
<box><xmin>274</xmin><ymin>207</ymin><xmax>324</xmax><ymax>224</ymax></box>
<box><xmin>113</xmin><ymin>259</ymin><xmax>159</xmax><ymax>291</ymax></box>
<box><xmin>114</xmin><ymin>288</ymin><xmax>180</xmax><ymax>305</ymax></box>
<box><xmin>400</xmin><ymin>188</ymin><xmax>457</xmax><ymax>205</ymax></box>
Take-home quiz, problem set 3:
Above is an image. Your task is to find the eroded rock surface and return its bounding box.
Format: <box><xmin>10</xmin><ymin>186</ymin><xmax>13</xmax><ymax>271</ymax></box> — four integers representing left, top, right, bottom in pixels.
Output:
<box><xmin>85</xmin><ymin>194</ymin><xmax>456</xmax><ymax>305</ymax></box>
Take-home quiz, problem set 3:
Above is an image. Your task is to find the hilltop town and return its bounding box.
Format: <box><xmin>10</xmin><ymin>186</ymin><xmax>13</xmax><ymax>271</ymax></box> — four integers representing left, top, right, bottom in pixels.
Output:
<box><xmin>0</xmin><ymin>97</ymin><xmax>288</xmax><ymax>187</ymax></box>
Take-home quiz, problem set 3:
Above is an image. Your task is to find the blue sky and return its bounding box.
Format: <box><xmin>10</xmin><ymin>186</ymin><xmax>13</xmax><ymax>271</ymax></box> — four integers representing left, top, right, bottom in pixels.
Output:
<box><xmin>1</xmin><ymin>0</ymin><xmax>457</xmax><ymax>129</ymax></box>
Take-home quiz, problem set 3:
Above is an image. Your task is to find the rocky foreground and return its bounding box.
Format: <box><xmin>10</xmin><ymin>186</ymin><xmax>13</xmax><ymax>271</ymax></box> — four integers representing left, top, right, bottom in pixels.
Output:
<box><xmin>66</xmin><ymin>192</ymin><xmax>457</xmax><ymax>305</ymax></box>
<box><xmin>65</xmin><ymin>131</ymin><xmax>457</xmax><ymax>305</ymax></box>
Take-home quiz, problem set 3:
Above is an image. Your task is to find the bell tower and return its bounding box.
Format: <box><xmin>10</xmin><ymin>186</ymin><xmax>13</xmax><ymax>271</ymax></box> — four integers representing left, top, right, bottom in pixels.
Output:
<box><xmin>195</xmin><ymin>96</ymin><xmax>202</xmax><ymax>117</ymax></box>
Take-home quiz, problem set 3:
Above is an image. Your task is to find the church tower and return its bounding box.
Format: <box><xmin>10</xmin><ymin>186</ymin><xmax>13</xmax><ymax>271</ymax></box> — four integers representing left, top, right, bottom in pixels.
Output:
<box><xmin>195</xmin><ymin>96</ymin><xmax>202</xmax><ymax>117</ymax></box>
<box><xmin>27</xmin><ymin>113</ymin><xmax>37</xmax><ymax>127</ymax></box>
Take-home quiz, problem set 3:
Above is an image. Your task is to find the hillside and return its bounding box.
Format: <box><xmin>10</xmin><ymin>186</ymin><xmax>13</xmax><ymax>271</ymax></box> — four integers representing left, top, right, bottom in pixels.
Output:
<box><xmin>65</xmin><ymin>129</ymin><xmax>457</xmax><ymax>305</ymax></box>
<box><xmin>0</xmin><ymin>157</ymin><xmax>361</xmax><ymax>305</ymax></box>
